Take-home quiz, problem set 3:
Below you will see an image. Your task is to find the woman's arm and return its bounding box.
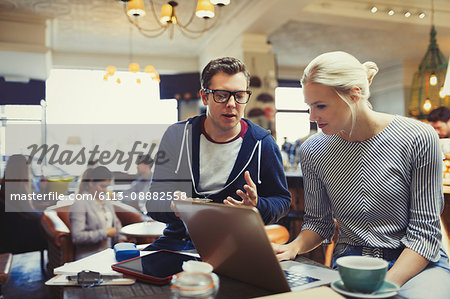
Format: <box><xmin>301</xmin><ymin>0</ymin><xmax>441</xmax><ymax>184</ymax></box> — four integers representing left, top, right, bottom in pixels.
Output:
<box><xmin>273</xmin><ymin>229</ymin><xmax>325</xmax><ymax>261</ymax></box>
<box><xmin>386</xmin><ymin>125</ymin><xmax>441</xmax><ymax>286</ymax></box>
<box><xmin>385</xmin><ymin>248</ymin><xmax>429</xmax><ymax>287</ymax></box>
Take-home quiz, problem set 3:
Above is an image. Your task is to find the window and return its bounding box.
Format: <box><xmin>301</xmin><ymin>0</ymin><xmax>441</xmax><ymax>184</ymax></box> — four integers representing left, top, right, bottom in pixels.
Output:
<box><xmin>46</xmin><ymin>69</ymin><xmax>177</xmax><ymax>124</ymax></box>
<box><xmin>0</xmin><ymin>104</ymin><xmax>43</xmax><ymax>177</ymax></box>
<box><xmin>275</xmin><ymin>87</ymin><xmax>311</xmax><ymax>148</ymax></box>
<box><xmin>43</xmin><ymin>69</ymin><xmax>178</xmax><ymax>175</ymax></box>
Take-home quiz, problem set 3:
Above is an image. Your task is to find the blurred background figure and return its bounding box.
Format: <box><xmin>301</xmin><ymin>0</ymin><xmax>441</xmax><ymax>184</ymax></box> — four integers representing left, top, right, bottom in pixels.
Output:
<box><xmin>70</xmin><ymin>166</ymin><xmax>125</xmax><ymax>260</ymax></box>
<box><xmin>281</xmin><ymin>137</ymin><xmax>294</xmax><ymax>171</ymax></box>
<box><xmin>293</xmin><ymin>122</ymin><xmax>319</xmax><ymax>172</ymax></box>
<box><xmin>281</xmin><ymin>122</ymin><xmax>319</xmax><ymax>173</ymax></box>
<box><xmin>427</xmin><ymin>106</ymin><xmax>450</xmax><ymax>138</ymax></box>
<box><xmin>121</xmin><ymin>154</ymin><xmax>153</xmax><ymax>212</ymax></box>
<box><xmin>0</xmin><ymin>154</ymin><xmax>47</xmax><ymax>258</ymax></box>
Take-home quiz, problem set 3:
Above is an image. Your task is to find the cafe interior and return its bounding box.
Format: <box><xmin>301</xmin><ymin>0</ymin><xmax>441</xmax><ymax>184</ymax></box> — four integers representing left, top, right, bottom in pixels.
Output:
<box><xmin>1</xmin><ymin>0</ymin><xmax>450</xmax><ymax>298</ymax></box>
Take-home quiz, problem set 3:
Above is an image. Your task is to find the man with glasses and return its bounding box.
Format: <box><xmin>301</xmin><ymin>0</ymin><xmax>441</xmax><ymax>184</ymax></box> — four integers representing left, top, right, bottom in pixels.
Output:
<box><xmin>145</xmin><ymin>57</ymin><xmax>291</xmax><ymax>251</ymax></box>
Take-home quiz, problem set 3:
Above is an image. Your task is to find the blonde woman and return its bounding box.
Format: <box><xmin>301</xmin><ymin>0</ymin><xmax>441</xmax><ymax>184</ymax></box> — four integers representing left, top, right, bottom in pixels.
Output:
<box><xmin>273</xmin><ymin>51</ymin><xmax>449</xmax><ymax>298</ymax></box>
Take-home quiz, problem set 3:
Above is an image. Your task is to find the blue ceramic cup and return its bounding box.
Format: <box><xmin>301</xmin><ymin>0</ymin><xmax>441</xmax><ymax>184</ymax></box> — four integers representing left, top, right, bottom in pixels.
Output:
<box><xmin>336</xmin><ymin>256</ymin><xmax>388</xmax><ymax>293</ymax></box>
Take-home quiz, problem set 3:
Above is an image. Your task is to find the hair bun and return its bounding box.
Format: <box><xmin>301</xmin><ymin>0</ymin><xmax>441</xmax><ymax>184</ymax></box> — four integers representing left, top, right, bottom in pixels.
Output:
<box><xmin>363</xmin><ymin>61</ymin><xmax>378</xmax><ymax>85</ymax></box>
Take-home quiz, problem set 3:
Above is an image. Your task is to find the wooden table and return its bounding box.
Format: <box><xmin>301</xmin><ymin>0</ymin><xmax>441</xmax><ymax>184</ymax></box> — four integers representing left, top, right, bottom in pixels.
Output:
<box><xmin>60</xmin><ymin>255</ymin><xmax>406</xmax><ymax>299</ymax></box>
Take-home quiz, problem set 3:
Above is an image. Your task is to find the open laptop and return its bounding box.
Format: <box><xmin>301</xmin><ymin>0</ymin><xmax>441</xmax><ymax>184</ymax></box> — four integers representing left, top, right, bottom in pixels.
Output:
<box><xmin>173</xmin><ymin>200</ymin><xmax>339</xmax><ymax>293</ymax></box>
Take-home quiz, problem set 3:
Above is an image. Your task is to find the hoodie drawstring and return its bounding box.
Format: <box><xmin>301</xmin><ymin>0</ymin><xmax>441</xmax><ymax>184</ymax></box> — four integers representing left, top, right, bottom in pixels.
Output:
<box><xmin>174</xmin><ymin>121</ymin><xmax>189</xmax><ymax>174</ymax></box>
<box><xmin>257</xmin><ymin>139</ymin><xmax>262</xmax><ymax>184</ymax></box>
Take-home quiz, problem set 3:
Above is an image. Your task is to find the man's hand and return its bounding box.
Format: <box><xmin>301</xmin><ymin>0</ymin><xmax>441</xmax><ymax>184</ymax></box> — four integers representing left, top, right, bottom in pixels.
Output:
<box><xmin>224</xmin><ymin>171</ymin><xmax>258</xmax><ymax>207</ymax></box>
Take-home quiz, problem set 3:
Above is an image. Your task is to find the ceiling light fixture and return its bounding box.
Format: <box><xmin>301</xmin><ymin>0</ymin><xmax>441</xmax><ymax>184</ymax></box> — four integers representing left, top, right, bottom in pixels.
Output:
<box><xmin>409</xmin><ymin>0</ymin><xmax>449</xmax><ymax>118</ymax></box>
<box><xmin>104</xmin><ymin>26</ymin><xmax>160</xmax><ymax>84</ymax></box>
<box><xmin>369</xmin><ymin>5</ymin><xmax>430</xmax><ymax>20</ymax></box>
<box><xmin>120</xmin><ymin>0</ymin><xmax>231</xmax><ymax>39</ymax></box>
<box><xmin>444</xmin><ymin>56</ymin><xmax>450</xmax><ymax>96</ymax></box>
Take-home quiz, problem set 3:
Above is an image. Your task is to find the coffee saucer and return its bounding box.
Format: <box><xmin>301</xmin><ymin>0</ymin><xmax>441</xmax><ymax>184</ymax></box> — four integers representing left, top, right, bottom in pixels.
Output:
<box><xmin>331</xmin><ymin>280</ymin><xmax>399</xmax><ymax>298</ymax></box>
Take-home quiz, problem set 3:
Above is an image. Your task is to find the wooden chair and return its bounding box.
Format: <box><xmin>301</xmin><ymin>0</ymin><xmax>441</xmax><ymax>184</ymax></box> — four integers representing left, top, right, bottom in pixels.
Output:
<box><xmin>323</xmin><ymin>219</ymin><xmax>339</xmax><ymax>268</ymax></box>
<box><xmin>265</xmin><ymin>224</ymin><xmax>290</xmax><ymax>244</ymax></box>
<box><xmin>0</xmin><ymin>253</ymin><xmax>13</xmax><ymax>298</ymax></box>
<box><xmin>0</xmin><ymin>205</ymin><xmax>47</xmax><ymax>272</ymax></box>
<box><xmin>40</xmin><ymin>201</ymin><xmax>144</xmax><ymax>274</ymax></box>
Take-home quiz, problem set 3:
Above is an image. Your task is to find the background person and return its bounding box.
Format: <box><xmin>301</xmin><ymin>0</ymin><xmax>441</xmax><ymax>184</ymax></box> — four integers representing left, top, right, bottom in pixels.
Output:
<box><xmin>70</xmin><ymin>166</ymin><xmax>125</xmax><ymax>260</ymax></box>
<box><xmin>272</xmin><ymin>51</ymin><xmax>449</xmax><ymax>298</ymax></box>
<box><xmin>427</xmin><ymin>106</ymin><xmax>450</xmax><ymax>138</ymax></box>
<box><xmin>121</xmin><ymin>154</ymin><xmax>153</xmax><ymax>212</ymax></box>
<box><xmin>145</xmin><ymin>57</ymin><xmax>291</xmax><ymax>251</ymax></box>
<box><xmin>0</xmin><ymin>154</ymin><xmax>47</xmax><ymax>255</ymax></box>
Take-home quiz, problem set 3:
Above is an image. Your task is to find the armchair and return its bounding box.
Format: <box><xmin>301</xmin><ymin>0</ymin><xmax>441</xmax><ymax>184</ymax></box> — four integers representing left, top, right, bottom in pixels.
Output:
<box><xmin>40</xmin><ymin>201</ymin><xmax>145</xmax><ymax>274</ymax></box>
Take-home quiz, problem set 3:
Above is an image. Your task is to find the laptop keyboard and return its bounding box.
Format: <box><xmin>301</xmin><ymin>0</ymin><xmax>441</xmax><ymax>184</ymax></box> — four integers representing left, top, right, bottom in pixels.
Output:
<box><xmin>284</xmin><ymin>270</ymin><xmax>320</xmax><ymax>288</ymax></box>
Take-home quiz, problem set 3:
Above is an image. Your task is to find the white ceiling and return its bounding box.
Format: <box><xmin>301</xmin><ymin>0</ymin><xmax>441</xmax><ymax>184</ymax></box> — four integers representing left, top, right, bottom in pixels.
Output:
<box><xmin>2</xmin><ymin>0</ymin><xmax>450</xmax><ymax>73</ymax></box>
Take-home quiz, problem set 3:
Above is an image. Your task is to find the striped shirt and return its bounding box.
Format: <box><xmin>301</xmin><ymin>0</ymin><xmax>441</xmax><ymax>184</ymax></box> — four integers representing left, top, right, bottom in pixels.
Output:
<box><xmin>300</xmin><ymin>115</ymin><xmax>444</xmax><ymax>262</ymax></box>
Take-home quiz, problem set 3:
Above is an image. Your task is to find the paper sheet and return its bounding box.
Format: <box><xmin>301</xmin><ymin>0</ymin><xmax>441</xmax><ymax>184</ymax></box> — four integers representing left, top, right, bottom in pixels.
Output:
<box><xmin>53</xmin><ymin>248</ymin><xmax>154</xmax><ymax>275</ymax></box>
<box><xmin>45</xmin><ymin>274</ymin><xmax>136</xmax><ymax>286</ymax></box>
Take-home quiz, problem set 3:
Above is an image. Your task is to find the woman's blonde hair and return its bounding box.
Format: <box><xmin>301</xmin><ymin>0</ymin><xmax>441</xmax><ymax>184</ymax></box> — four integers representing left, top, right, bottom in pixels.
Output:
<box><xmin>301</xmin><ymin>51</ymin><xmax>378</xmax><ymax>134</ymax></box>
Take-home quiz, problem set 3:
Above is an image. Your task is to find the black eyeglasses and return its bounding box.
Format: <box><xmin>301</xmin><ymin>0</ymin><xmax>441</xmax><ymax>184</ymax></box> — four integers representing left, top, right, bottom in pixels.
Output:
<box><xmin>203</xmin><ymin>89</ymin><xmax>252</xmax><ymax>104</ymax></box>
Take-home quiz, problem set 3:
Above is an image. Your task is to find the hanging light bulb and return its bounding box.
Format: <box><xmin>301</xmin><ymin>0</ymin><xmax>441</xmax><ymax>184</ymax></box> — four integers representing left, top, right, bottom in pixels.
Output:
<box><xmin>430</xmin><ymin>73</ymin><xmax>438</xmax><ymax>86</ymax></box>
<box><xmin>129</xmin><ymin>62</ymin><xmax>140</xmax><ymax>73</ymax></box>
<box><xmin>160</xmin><ymin>3</ymin><xmax>173</xmax><ymax>23</ymax></box>
<box><xmin>106</xmin><ymin>65</ymin><xmax>117</xmax><ymax>75</ymax></box>
<box><xmin>439</xmin><ymin>86</ymin><xmax>446</xmax><ymax>98</ymax></box>
<box><xmin>145</xmin><ymin>65</ymin><xmax>161</xmax><ymax>83</ymax></box>
<box><xmin>145</xmin><ymin>65</ymin><xmax>156</xmax><ymax>73</ymax></box>
<box><xmin>127</xmin><ymin>0</ymin><xmax>146</xmax><ymax>17</ymax></box>
<box><xmin>210</xmin><ymin>0</ymin><xmax>230</xmax><ymax>5</ymax></box>
<box><xmin>370</xmin><ymin>6</ymin><xmax>377</xmax><ymax>13</ymax></box>
<box><xmin>196</xmin><ymin>0</ymin><xmax>214</xmax><ymax>18</ymax></box>
<box><xmin>423</xmin><ymin>99</ymin><xmax>432</xmax><ymax>111</ymax></box>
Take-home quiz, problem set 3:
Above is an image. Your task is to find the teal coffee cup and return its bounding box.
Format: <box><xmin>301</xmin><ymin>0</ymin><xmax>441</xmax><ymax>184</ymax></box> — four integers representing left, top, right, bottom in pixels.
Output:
<box><xmin>336</xmin><ymin>256</ymin><xmax>388</xmax><ymax>293</ymax></box>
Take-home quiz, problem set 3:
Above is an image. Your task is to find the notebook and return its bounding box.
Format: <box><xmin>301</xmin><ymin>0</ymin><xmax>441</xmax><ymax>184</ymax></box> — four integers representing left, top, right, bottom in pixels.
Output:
<box><xmin>173</xmin><ymin>200</ymin><xmax>339</xmax><ymax>293</ymax></box>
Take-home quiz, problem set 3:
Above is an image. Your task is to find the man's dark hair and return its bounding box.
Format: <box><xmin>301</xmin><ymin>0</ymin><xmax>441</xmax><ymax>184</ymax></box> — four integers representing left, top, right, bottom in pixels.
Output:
<box><xmin>427</xmin><ymin>106</ymin><xmax>450</xmax><ymax>122</ymax></box>
<box><xmin>201</xmin><ymin>57</ymin><xmax>250</xmax><ymax>89</ymax></box>
<box><xmin>136</xmin><ymin>154</ymin><xmax>153</xmax><ymax>166</ymax></box>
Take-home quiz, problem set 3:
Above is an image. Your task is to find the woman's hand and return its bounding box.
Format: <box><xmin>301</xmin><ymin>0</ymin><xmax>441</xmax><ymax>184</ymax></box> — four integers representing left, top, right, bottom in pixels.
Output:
<box><xmin>272</xmin><ymin>242</ymin><xmax>299</xmax><ymax>261</ymax></box>
<box><xmin>106</xmin><ymin>227</ymin><xmax>117</xmax><ymax>237</ymax></box>
<box><xmin>272</xmin><ymin>230</ymin><xmax>325</xmax><ymax>262</ymax></box>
